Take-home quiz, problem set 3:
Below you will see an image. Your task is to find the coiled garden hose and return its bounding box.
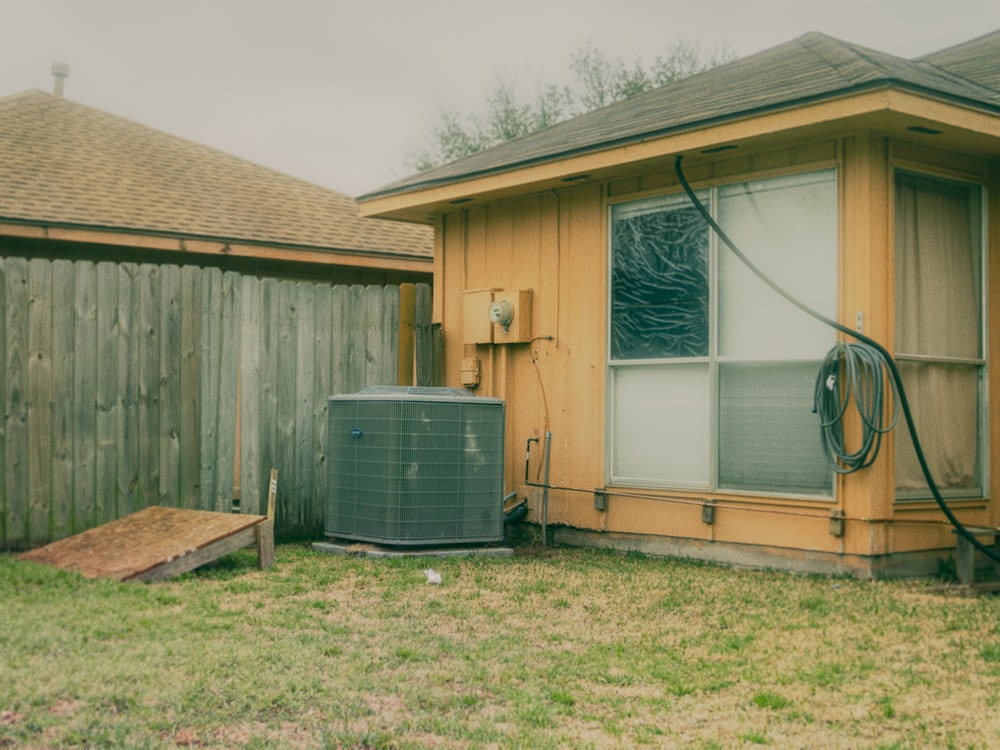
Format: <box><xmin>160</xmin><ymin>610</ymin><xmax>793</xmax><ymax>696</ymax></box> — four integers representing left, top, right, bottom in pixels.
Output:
<box><xmin>814</xmin><ymin>342</ymin><xmax>899</xmax><ymax>474</ymax></box>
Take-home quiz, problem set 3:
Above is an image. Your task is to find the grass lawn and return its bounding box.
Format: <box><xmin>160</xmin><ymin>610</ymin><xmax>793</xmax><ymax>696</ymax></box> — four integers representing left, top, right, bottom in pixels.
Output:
<box><xmin>2</xmin><ymin>540</ymin><xmax>1000</xmax><ymax>749</ymax></box>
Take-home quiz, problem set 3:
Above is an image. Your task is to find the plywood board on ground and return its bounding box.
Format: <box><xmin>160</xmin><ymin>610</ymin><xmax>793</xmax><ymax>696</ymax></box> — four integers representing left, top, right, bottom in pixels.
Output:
<box><xmin>18</xmin><ymin>506</ymin><xmax>274</xmax><ymax>581</ymax></box>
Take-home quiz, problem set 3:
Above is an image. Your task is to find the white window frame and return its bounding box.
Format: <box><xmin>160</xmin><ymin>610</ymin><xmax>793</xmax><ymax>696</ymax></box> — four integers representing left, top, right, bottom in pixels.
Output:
<box><xmin>607</xmin><ymin>169</ymin><xmax>838</xmax><ymax>498</ymax></box>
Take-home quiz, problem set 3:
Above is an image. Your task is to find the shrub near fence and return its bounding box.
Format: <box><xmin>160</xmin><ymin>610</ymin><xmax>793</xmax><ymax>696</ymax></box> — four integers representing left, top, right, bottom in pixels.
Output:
<box><xmin>0</xmin><ymin>256</ymin><xmax>432</xmax><ymax>550</ymax></box>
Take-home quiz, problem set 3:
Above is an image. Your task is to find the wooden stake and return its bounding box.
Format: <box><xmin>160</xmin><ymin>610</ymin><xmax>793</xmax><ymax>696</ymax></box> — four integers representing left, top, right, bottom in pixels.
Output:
<box><xmin>267</xmin><ymin>468</ymin><xmax>277</xmax><ymax>521</ymax></box>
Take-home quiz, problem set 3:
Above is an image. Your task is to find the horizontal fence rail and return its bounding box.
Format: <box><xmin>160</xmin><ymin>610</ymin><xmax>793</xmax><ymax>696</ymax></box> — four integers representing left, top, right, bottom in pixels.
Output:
<box><xmin>0</xmin><ymin>256</ymin><xmax>432</xmax><ymax>550</ymax></box>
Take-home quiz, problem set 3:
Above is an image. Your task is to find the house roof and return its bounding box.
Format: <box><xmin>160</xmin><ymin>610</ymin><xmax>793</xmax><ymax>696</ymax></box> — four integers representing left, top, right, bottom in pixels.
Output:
<box><xmin>359</xmin><ymin>30</ymin><xmax>1000</xmax><ymax>212</ymax></box>
<box><xmin>0</xmin><ymin>90</ymin><xmax>432</xmax><ymax>263</ymax></box>
<box><xmin>918</xmin><ymin>28</ymin><xmax>1000</xmax><ymax>92</ymax></box>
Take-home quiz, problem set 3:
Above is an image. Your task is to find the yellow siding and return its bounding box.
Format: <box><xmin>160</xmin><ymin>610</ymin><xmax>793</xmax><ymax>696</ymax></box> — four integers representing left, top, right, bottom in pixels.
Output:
<box><xmin>437</xmin><ymin>133</ymin><xmax>1000</xmax><ymax>575</ymax></box>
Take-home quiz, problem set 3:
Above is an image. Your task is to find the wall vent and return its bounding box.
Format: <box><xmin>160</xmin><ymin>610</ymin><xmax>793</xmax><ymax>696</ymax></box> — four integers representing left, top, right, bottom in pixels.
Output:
<box><xmin>325</xmin><ymin>386</ymin><xmax>505</xmax><ymax>546</ymax></box>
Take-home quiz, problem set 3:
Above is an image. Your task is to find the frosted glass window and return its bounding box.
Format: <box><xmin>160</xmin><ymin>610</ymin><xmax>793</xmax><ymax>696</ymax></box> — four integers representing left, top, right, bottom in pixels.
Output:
<box><xmin>718</xmin><ymin>363</ymin><xmax>831</xmax><ymax>494</ymax></box>
<box><xmin>610</xmin><ymin>364</ymin><xmax>710</xmax><ymax>487</ymax></box>
<box><xmin>718</xmin><ymin>171</ymin><xmax>837</xmax><ymax>358</ymax></box>
<box><xmin>608</xmin><ymin>169</ymin><xmax>837</xmax><ymax>495</ymax></box>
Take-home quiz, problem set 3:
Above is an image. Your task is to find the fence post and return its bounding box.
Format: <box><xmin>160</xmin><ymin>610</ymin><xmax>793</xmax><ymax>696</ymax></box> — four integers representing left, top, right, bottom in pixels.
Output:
<box><xmin>397</xmin><ymin>283</ymin><xmax>416</xmax><ymax>386</ymax></box>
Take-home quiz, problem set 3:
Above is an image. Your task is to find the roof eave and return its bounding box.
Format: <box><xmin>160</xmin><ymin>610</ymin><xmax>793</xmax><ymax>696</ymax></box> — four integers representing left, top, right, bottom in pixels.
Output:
<box><xmin>0</xmin><ymin>219</ymin><xmax>434</xmax><ymax>270</ymax></box>
<box><xmin>359</xmin><ymin>82</ymin><xmax>1000</xmax><ymax>223</ymax></box>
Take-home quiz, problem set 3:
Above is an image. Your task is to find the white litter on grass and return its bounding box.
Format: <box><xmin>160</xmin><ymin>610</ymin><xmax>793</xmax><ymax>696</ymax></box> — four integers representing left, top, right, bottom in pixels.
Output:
<box><xmin>424</xmin><ymin>568</ymin><xmax>442</xmax><ymax>585</ymax></box>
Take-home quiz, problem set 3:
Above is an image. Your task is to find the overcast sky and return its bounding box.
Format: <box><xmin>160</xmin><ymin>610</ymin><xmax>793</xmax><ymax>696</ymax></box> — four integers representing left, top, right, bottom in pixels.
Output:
<box><xmin>2</xmin><ymin>0</ymin><xmax>998</xmax><ymax>197</ymax></box>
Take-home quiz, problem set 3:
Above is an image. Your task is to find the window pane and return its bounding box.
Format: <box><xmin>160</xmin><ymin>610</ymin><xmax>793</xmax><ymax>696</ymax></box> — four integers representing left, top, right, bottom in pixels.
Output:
<box><xmin>895</xmin><ymin>362</ymin><xmax>981</xmax><ymax>497</ymax></box>
<box><xmin>717</xmin><ymin>171</ymin><xmax>837</xmax><ymax>358</ymax></box>
<box><xmin>895</xmin><ymin>173</ymin><xmax>982</xmax><ymax>359</ymax></box>
<box><xmin>894</xmin><ymin>172</ymin><xmax>984</xmax><ymax>499</ymax></box>
<box><xmin>718</xmin><ymin>363</ymin><xmax>832</xmax><ymax>495</ymax></box>
<box><xmin>611</xmin><ymin>196</ymin><xmax>709</xmax><ymax>359</ymax></box>
<box><xmin>610</xmin><ymin>364</ymin><xmax>710</xmax><ymax>487</ymax></box>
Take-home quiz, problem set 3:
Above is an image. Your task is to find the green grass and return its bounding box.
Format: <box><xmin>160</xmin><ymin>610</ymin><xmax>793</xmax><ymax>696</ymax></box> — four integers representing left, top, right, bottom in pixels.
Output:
<box><xmin>3</xmin><ymin>543</ymin><xmax>1000</xmax><ymax>748</ymax></box>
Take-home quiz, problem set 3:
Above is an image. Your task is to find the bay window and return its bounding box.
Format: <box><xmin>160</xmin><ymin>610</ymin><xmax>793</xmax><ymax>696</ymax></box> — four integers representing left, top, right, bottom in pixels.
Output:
<box><xmin>894</xmin><ymin>171</ymin><xmax>985</xmax><ymax>499</ymax></box>
<box><xmin>609</xmin><ymin>170</ymin><xmax>838</xmax><ymax>496</ymax></box>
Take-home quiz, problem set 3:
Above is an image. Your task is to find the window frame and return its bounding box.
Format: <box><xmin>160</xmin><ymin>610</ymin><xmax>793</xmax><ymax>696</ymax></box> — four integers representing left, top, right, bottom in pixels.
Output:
<box><xmin>606</xmin><ymin>168</ymin><xmax>839</xmax><ymax>498</ymax></box>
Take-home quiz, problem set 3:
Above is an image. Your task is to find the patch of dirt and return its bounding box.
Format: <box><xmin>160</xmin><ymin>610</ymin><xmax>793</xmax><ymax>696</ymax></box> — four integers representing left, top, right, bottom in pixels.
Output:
<box><xmin>48</xmin><ymin>699</ymin><xmax>82</xmax><ymax>717</ymax></box>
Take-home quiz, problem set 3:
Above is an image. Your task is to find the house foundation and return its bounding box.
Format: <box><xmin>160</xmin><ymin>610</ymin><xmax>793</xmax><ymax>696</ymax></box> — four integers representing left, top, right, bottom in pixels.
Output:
<box><xmin>552</xmin><ymin>526</ymin><xmax>950</xmax><ymax>580</ymax></box>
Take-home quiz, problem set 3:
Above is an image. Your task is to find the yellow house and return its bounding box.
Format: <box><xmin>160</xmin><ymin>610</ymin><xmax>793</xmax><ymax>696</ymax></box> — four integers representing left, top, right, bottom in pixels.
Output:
<box><xmin>359</xmin><ymin>31</ymin><xmax>1000</xmax><ymax>578</ymax></box>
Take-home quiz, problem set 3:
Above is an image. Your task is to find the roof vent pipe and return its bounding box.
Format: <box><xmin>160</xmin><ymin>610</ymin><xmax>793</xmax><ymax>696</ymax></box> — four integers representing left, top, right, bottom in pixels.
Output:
<box><xmin>51</xmin><ymin>62</ymin><xmax>69</xmax><ymax>96</ymax></box>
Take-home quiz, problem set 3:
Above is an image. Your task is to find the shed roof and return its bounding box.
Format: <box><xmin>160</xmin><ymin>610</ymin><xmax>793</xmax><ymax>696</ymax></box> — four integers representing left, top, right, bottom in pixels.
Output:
<box><xmin>359</xmin><ymin>31</ymin><xmax>1000</xmax><ymax>206</ymax></box>
<box><xmin>0</xmin><ymin>90</ymin><xmax>431</xmax><ymax>262</ymax></box>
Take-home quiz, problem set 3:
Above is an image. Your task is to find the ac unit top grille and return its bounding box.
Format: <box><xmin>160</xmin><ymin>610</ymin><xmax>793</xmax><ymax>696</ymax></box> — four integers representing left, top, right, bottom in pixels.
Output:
<box><xmin>333</xmin><ymin>385</ymin><xmax>503</xmax><ymax>404</ymax></box>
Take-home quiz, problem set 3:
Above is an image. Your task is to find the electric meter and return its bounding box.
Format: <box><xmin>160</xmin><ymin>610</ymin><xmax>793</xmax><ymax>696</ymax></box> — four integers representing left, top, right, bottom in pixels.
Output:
<box><xmin>488</xmin><ymin>299</ymin><xmax>514</xmax><ymax>330</ymax></box>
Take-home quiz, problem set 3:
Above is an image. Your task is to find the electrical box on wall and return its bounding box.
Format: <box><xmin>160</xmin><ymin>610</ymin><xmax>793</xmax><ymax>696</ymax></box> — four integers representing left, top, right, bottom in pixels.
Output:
<box><xmin>463</xmin><ymin>288</ymin><xmax>533</xmax><ymax>345</ymax></box>
<box><xmin>463</xmin><ymin>289</ymin><xmax>497</xmax><ymax>345</ymax></box>
<box><xmin>460</xmin><ymin>356</ymin><xmax>481</xmax><ymax>387</ymax></box>
<box><xmin>491</xmin><ymin>289</ymin><xmax>532</xmax><ymax>344</ymax></box>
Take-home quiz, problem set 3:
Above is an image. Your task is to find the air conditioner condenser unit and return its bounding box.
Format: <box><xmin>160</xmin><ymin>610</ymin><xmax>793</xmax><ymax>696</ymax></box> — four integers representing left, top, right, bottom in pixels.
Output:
<box><xmin>325</xmin><ymin>386</ymin><xmax>505</xmax><ymax>546</ymax></box>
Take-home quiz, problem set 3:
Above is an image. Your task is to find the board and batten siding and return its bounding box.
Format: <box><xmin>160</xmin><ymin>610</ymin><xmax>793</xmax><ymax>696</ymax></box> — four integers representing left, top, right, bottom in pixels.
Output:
<box><xmin>0</xmin><ymin>256</ymin><xmax>433</xmax><ymax>549</ymax></box>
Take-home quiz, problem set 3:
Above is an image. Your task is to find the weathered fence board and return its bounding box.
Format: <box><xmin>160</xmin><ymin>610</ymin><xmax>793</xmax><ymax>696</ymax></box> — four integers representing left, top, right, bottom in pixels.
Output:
<box><xmin>95</xmin><ymin>262</ymin><xmax>119</xmax><ymax>527</ymax></box>
<box><xmin>0</xmin><ymin>256</ymin><xmax>432</xmax><ymax>550</ymax></box>
<box><xmin>415</xmin><ymin>283</ymin><xmax>435</xmax><ymax>387</ymax></box>
<box><xmin>200</xmin><ymin>267</ymin><xmax>242</xmax><ymax>514</ymax></box>
<box><xmin>4</xmin><ymin>259</ymin><xmax>29</xmax><ymax>548</ymax></box>
<box><xmin>199</xmin><ymin>266</ymin><xmax>222</xmax><ymax>511</ymax></box>
<box><xmin>71</xmin><ymin>262</ymin><xmax>96</xmax><ymax>530</ymax></box>
<box><xmin>330</xmin><ymin>285</ymin><xmax>349</xmax><ymax>395</ymax></box>
<box><xmin>52</xmin><ymin>260</ymin><xmax>76</xmax><ymax>539</ymax></box>
<box><xmin>179</xmin><ymin>265</ymin><xmax>201</xmax><ymax>509</ymax></box>
<box><xmin>312</xmin><ymin>284</ymin><xmax>334</xmax><ymax>534</ymax></box>
<box><xmin>215</xmin><ymin>271</ymin><xmax>240</xmax><ymax>512</ymax></box>
<box><xmin>118</xmin><ymin>263</ymin><xmax>141</xmax><ymax>521</ymax></box>
<box><xmin>137</xmin><ymin>264</ymin><xmax>159</xmax><ymax>511</ymax></box>
<box><xmin>271</xmin><ymin>278</ymin><xmax>296</xmax><ymax>525</ymax></box>
<box><xmin>28</xmin><ymin>260</ymin><xmax>53</xmax><ymax>547</ymax></box>
<box><xmin>293</xmin><ymin>282</ymin><xmax>317</xmax><ymax>535</ymax></box>
<box><xmin>157</xmin><ymin>264</ymin><xmax>181</xmax><ymax>510</ymax></box>
<box><xmin>238</xmin><ymin>273</ymin><xmax>261</xmax><ymax>517</ymax></box>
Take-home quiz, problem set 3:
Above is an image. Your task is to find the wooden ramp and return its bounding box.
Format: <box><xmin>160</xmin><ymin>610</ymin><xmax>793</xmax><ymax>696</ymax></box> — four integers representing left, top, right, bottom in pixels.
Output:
<box><xmin>19</xmin><ymin>472</ymin><xmax>277</xmax><ymax>582</ymax></box>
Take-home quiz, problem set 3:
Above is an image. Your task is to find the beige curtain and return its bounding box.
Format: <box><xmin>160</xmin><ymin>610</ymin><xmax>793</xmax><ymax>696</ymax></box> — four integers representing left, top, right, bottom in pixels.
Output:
<box><xmin>894</xmin><ymin>173</ymin><xmax>981</xmax><ymax>494</ymax></box>
<box><xmin>894</xmin><ymin>362</ymin><xmax>980</xmax><ymax>492</ymax></box>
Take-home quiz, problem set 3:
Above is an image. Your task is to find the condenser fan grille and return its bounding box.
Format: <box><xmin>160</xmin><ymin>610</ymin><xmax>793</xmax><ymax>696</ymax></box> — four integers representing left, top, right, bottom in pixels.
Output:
<box><xmin>326</xmin><ymin>388</ymin><xmax>505</xmax><ymax>545</ymax></box>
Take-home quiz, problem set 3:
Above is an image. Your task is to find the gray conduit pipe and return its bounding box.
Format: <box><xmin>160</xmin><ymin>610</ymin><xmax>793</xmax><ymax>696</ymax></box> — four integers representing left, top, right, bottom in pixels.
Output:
<box><xmin>542</xmin><ymin>431</ymin><xmax>552</xmax><ymax>546</ymax></box>
<box><xmin>524</xmin><ymin>433</ymin><xmax>554</xmax><ymax>545</ymax></box>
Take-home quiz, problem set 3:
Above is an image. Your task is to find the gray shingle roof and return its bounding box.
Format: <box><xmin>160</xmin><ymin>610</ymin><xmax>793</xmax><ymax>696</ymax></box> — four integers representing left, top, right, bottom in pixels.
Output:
<box><xmin>0</xmin><ymin>90</ymin><xmax>431</xmax><ymax>259</ymax></box>
<box><xmin>918</xmin><ymin>29</ymin><xmax>1000</xmax><ymax>92</ymax></box>
<box><xmin>360</xmin><ymin>31</ymin><xmax>1000</xmax><ymax>202</ymax></box>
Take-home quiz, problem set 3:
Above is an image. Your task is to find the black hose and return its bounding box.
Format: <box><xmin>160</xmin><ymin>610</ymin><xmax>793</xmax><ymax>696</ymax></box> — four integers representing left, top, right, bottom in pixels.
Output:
<box><xmin>674</xmin><ymin>155</ymin><xmax>1000</xmax><ymax>565</ymax></box>
<box><xmin>504</xmin><ymin>501</ymin><xmax>528</xmax><ymax>526</ymax></box>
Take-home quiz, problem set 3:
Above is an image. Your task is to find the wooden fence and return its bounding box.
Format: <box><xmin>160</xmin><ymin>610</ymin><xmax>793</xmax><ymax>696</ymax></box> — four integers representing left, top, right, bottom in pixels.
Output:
<box><xmin>0</xmin><ymin>256</ymin><xmax>434</xmax><ymax>550</ymax></box>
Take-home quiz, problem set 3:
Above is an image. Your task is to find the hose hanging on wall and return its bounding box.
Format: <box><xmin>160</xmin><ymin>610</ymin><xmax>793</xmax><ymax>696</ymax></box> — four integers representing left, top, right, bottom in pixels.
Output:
<box><xmin>673</xmin><ymin>155</ymin><xmax>1000</xmax><ymax>564</ymax></box>
<box><xmin>814</xmin><ymin>342</ymin><xmax>899</xmax><ymax>474</ymax></box>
